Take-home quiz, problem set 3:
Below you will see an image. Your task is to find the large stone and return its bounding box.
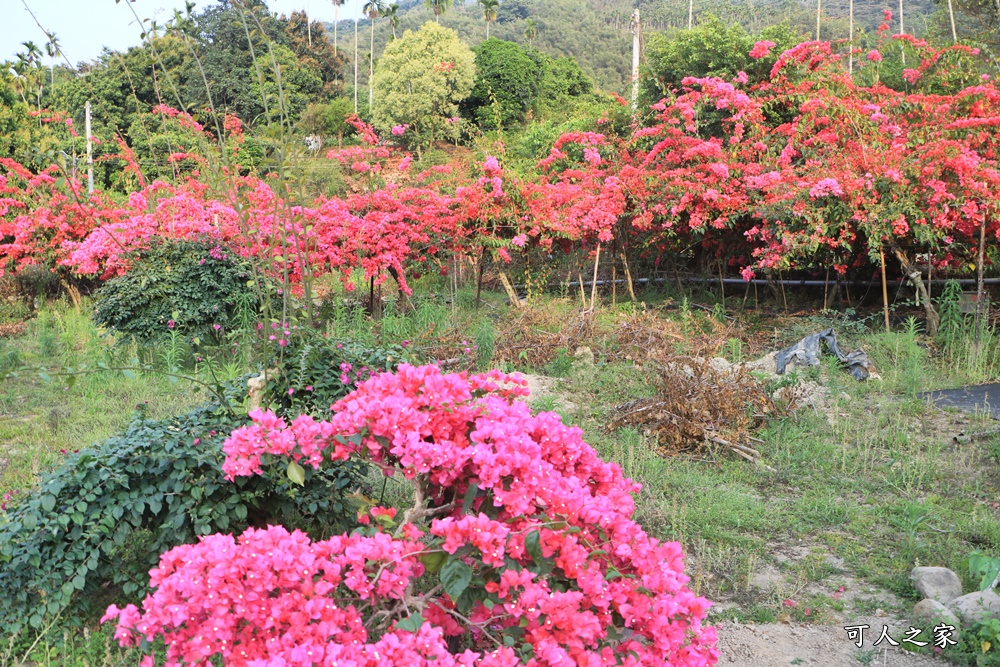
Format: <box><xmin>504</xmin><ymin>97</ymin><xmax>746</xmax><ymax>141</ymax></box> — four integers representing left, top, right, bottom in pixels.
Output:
<box><xmin>911</xmin><ymin>566</ymin><xmax>964</xmax><ymax>604</ymax></box>
<box><xmin>912</xmin><ymin>599</ymin><xmax>962</xmax><ymax>633</ymax></box>
<box><xmin>949</xmin><ymin>590</ymin><xmax>1000</xmax><ymax>626</ymax></box>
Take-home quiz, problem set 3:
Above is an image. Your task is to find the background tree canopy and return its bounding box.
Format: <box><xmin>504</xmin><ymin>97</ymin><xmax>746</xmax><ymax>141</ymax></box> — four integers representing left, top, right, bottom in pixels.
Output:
<box><xmin>370</xmin><ymin>22</ymin><xmax>476</xmax><ymax>149</ymax></box>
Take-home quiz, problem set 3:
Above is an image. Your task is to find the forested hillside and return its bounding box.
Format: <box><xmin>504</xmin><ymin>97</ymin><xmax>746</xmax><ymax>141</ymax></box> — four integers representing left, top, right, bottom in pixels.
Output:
<box><xmin>343</xmin><ymin>0</ymin><xmax>940</xmax><ymax>91</ymax></box>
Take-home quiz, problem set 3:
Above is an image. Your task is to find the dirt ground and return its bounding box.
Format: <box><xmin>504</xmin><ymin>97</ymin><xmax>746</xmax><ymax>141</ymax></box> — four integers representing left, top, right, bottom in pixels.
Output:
<box><xmin>715</xmin><ymin>619</ymin><xmax>948</xmax><ymax>666</ymax></box>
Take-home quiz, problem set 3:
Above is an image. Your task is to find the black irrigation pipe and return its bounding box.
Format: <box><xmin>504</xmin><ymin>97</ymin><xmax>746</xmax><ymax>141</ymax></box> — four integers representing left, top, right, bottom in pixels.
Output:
<box><xmin>554</xmin><ymin>276</ymin><xmax>1000</xmax><ymax>289</ymax></box>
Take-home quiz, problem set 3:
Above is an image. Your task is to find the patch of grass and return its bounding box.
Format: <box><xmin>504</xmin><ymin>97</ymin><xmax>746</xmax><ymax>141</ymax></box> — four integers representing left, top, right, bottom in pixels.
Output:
<box><xmin>0</xmin><ymin>302</ymin><xmax>197</xmax><ymax>497</ymax></box>
<box><xmin>522</xmin><ymin>300</ymin><xmax>1000</xmax><ymax>624</ymax></box>
<box><xmin>1</xmin><ymin>620</ymin><xmax>156</xmax><ymax>667</ymax></box>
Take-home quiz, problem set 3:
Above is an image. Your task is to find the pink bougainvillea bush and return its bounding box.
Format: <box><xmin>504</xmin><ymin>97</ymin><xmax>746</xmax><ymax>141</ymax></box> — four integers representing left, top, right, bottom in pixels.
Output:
<box><xmin>103</xmin><ymin>364</ymin><xmax>718</xmax><ymax>667</ymax></box>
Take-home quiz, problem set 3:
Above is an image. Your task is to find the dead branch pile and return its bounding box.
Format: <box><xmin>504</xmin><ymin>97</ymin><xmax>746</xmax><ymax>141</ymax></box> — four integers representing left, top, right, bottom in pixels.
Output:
<box><xmin>494</xmin><ymin>308</ymin><xmax>593</xmax><ymax>368</ymax></box>
<box><xmin>609</xmin><ymin>356</ymin><xmax>780</xmax><ymax>467</ymax></box>
<box><xmin>0</xmin><ymin>322</ymin><xmax>27</xmax><ymax>338</ymax></box>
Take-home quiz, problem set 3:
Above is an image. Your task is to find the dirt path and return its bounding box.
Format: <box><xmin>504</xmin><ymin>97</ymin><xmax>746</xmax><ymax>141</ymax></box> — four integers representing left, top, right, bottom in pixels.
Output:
<box><xmin>716</xmin><ymin>619</ymin><xmax>948</xmax><ymax>666</ymax></box>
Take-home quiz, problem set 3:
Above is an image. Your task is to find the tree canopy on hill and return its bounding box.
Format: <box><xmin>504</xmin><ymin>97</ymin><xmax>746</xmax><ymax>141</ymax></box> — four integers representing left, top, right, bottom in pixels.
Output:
<box><xmin>461</xmin><ymin>38</ymin><xmax>594</xmax><ymax>129</ymax></box>
<box><xmin>348</xmin><ymin>0</ymin><xmax>945</xmax><ymax>92</ymax></box>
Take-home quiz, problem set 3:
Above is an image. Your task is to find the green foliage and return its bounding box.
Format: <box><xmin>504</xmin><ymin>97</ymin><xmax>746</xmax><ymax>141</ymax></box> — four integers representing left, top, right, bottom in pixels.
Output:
<box><xmin>264</xmin><ymin>328</ymin><xmax>412</xmax><ymax>418</ymax></box>
<box><xmin>643</xmin><ymin>16</ymin><xmax>802</xmax><ymax>97</ymax></box>
<box><xmin>300</xmin><ymin>97</ymin><xmax>357</xmax><ymax>142</ymax></box>
<box><xmin>532</xmin><ymin>51</ymin><xmax>594</xmax><ymax>117</ymax></box>
<box><xmin>970</xmin><ymin>552</ymin><xmax>1000</xmax><ymax>591</ymax></box>
<box><xmin>463</xmin><ymin>38</ymin><xmax>541</xmax><ymax>128</ymax></box>
<box><xmin>460</xmin><ymin>38</ymin><xmax>593</xmax><ymax>129</ymax></box>
<box><xmin>955</xmin><ymin>617</ymin><xmax>1000</xmax><ymax>666</ymax></box>
<box><xmin>0</xmin><ymin>392</ymin><xmax>364</xmax><ymax>635</ymax></box>
<box><xmin>370</xmin><ymin>22</ymin><xmax>476</xmax><ymax>148</ymax></box>
<box><xmin>93</xmin><ymin>239</ymin><xmax>260</xmax><ymax>342</ymax></box>
<box><xmin>936</xmin><ymin>280</ymin><xmax>1000</xmax><ymax>383</ymax></box>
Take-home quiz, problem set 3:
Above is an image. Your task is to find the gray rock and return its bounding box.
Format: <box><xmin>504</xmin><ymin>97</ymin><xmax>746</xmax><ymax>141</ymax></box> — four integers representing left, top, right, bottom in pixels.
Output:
<box><xmin>949</xmin><ymin>589</ymin><xmax>1000</xmax><ymax>626</ymax></box>
<box><xmin>912</xmin><ymin>599</ymin><xmax>962</xmax><ymax>633</ymax></box>
<box><xmin>708</xmin><ymin>357</ymin><xmax>732</xmax><ymax>374</ymax></box>
<box><xmin>911</xmin><ymin>566</ymin><xmax>964</xmax><ymax>604</ymax></box>
<box><xmin>573</xmin><ymin>346</ymin><xmax>595</xmax><ymax>366</ymax></box>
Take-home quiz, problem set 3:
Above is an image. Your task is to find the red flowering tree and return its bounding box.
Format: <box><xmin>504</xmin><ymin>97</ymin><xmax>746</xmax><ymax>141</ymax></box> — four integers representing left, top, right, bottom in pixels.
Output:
<box><xmin>102</xmin><ymin>365</ymin><xmax>719</xmax><ymax>667</ymax></box>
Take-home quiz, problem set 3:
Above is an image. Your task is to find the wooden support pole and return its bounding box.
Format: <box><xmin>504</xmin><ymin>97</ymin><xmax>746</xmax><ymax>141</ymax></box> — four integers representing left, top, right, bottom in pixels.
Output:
<box><xmin>880</xmin><ymin>246</ymin><xmax>891</xmax><ymax>333</ymax></box>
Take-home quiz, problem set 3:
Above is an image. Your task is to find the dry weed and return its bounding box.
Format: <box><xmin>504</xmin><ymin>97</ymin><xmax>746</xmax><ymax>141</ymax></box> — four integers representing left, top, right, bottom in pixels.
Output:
<box><xmin>494</xmin><ymin>307</ymin><xmax>593</xmax><ymax>368</ymax></box>
<box><xmin>609</xmin><ymin>356</ymin><xmax>780</xmax><ymax>465</ymax></box>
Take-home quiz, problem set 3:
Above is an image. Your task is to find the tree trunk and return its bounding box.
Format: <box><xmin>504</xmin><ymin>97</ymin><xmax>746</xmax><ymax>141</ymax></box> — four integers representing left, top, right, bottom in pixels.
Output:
<box><xmin>891</xmin><ymin>245</ymin><xmax>939</xmax><ymax>336</ymax></box>
<box><xmin>354</xmin><ymin>19</ymin><xmax>359</xmax><ymax>114</ymax></box>
<box><xmin>387</xmin><ymin>265</ymin><xmax>413</xmax><ymax>312</ymax></box>
<box><xmin>475</xmin><ymin>250</ymin><xmax>485</xmax><ymax>309</ymax></box>
<box><xmin>369</xmin><ymin>18</ymin><xmax>376</xmax><ymax>110</ymax></box>
<box><xmin>848</xmin><ymin>0</ymin><xmax>854</xmax><ymax>73</ymax></box>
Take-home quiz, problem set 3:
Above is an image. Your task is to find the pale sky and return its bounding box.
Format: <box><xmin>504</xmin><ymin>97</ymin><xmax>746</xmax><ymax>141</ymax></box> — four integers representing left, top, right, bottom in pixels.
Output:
<box><xmin>2</xmin><ymin>0</ymin><xmax>365</xmax><ymax>66</ymax></box>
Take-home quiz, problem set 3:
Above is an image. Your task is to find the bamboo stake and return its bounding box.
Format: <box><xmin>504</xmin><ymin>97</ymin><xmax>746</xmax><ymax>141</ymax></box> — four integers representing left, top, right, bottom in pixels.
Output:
<box><xmin>948</xmin><ymin>0</ymin><xmax>957</xmax><ymax>42</ymax></box>
<box><xmin>612</xmin><ymin>261</ymin><xmax>618</xmax><ymax>307</ymax></box>
<box><xmin>718</xmin><ymin>259</ymin><xmax>725</xmax><ymax>309</ymax></box>
<box><xmin>880</xmin><ymin>246</ymin><xmax>890</xmax><ymax>333</ymax></box>
<box><xmin>590</xmin><ymin>244</ymin><xmax>602</xmax><ymax>311</ymax></box>
<box><xmin>823</xmin><ymin>267</ymin><xmax>830</xmax><ymax>310</ymax></box>
<box><xmin>975</xmin><ymin>217</ymin><xmax>987</xmax><ymax>357</ymax></box>
<box><xmin>498</xmin><ymin>270</ymin><xmax>524</xmax><ymax>308</ymax></box>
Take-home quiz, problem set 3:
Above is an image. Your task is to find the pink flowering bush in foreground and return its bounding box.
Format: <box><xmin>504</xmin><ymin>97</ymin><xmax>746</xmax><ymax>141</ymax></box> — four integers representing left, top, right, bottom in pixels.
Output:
<box><xmin>103</xmin><ymin>364</ymin><xmax>718</xmax><ymax>667</ymax></box>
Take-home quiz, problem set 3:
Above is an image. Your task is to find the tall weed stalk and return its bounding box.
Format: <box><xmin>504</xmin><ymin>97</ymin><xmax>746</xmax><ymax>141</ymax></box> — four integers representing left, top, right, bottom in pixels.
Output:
<box><xmin>937</xmin><ymin>280</ymin><xmax>1000</xmax><ymax>384</ymax></box>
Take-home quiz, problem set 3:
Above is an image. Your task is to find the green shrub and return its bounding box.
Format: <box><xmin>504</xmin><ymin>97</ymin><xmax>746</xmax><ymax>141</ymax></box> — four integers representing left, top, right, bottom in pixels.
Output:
<box><xmin>93</xmin><ymin>238</ymin><xmax>260</xmax><ymax>342</ymax></box>
<box><xmin>265</xmin><ymin>328</ymin><xmax>412</xmax><ymax>418</ymax></box>
<box><xmin>0</xmin><ymin>389</ymin><xmax>365</xmax><ymax>635</ymax></box>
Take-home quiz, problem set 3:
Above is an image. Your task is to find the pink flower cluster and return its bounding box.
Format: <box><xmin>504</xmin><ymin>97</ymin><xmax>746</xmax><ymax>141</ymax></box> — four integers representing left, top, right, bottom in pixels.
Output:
<box><xmin>749</xmin><ymin>40</ymin><xmax>776</xmax><ymax>59</ymax></box>
<box><xmin>105</xmin><ymin>365</ymin><xmax>719</xmax><ymax>667</ymax></box>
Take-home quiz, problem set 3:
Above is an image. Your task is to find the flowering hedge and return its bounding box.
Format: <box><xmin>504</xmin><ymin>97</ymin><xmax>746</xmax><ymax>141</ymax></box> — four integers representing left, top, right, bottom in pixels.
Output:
<box><xmin>6</xmin><ymin>30</ymin><xmax>1000</xmax><ymax>315</ymax></box>
<box><xmin>103</xmin><ymin>364</ymin><xmax>718</xmax><ymax>667</ymax></box>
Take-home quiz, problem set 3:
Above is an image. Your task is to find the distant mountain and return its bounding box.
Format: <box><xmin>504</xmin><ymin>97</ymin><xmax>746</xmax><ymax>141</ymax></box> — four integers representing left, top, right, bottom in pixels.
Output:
<box><xmin>328</xmin><ymin>0</ymin><xmax>941</xmax><ymax>93</ymax></box>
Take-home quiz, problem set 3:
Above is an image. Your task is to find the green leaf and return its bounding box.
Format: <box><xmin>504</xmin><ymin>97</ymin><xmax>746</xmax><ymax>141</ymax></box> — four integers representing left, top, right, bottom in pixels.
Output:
<box><xmin>286</xmin><ymin>461</ymin><xmax>306</xmax><ymax>486</ymax></box>
<box><xmin>420</xmin><ymin>551</ymin><xmax>446</xmax><ymax>574</ymax></box>
<box><xmin>121</xmin><ymin>369</ymin><xmax>137</xmax><ymax>380</ymax></box>
<box><xmin>440</xmin><ymin>556</ymin><xmax>473</xmax><ymax>600</ymax></box>
<box><xmin>462</xmin><ymin>482</ymin><xmax>480</xmax><ymax>514</ymax></box>
<box><xmin>40</xmin><ymin>495</ymin><xmax>56</xmax><ymax>512</ymax></box>
<box><xmin>525</xmin><ymin>530</ymin><xmax>543</xmax><ymax>563</ymax></box>
<box><xmin>395</xmin><ymin>613</ymin><xmax>425</xmax><ymax>633</ymax></box>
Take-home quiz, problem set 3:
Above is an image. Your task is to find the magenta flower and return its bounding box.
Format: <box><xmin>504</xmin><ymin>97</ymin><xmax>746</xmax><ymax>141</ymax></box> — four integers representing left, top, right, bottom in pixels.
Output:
<box><xmin>749</xmin><ymin>40</ymin><xmax>776</xmax><ymax>59</ymax></box>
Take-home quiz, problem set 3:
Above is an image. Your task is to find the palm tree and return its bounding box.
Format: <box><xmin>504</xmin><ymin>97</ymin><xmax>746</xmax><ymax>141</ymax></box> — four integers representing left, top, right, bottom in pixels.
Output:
<box><xmin>524</xmin><ymin>18</ymin><xmax>537</xmax><ymax>47</ymax></box>
<box><xmin>363</xmin><ymin>0</ymin><xmax>385</xmax><ymax>109</ymax></box>
<box><xmin>20</xmin><ymin>42</ymin><xmax>43</xmax><ymax>110</ymax></box>
<box><xmin>44</xmin><ymin>33</ymin><xmax>60</xmax><ymax>93</ymax></box>
<box><xmin>331</xmin><ymin>0</ymin><xmax>345</xmax><ymax>52</ymax></box>
<box><xmin>480</xmin><ymin>0</ymin><xmax>499</xmax><ymax>38</ymax></box>
<box><xmin>384</xmin><ymin>3</ymin><xmax>400</xmax><ymax>39</ymax></box>
<box><xmin>424</xmin><ymin>0</ymin><xmax>452</xmax><ymax>23</ymax></box>
<box><xmin>354</xmin><ymin>8</ymin><xmax>360</xmax><ymax>113</ymax></box>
